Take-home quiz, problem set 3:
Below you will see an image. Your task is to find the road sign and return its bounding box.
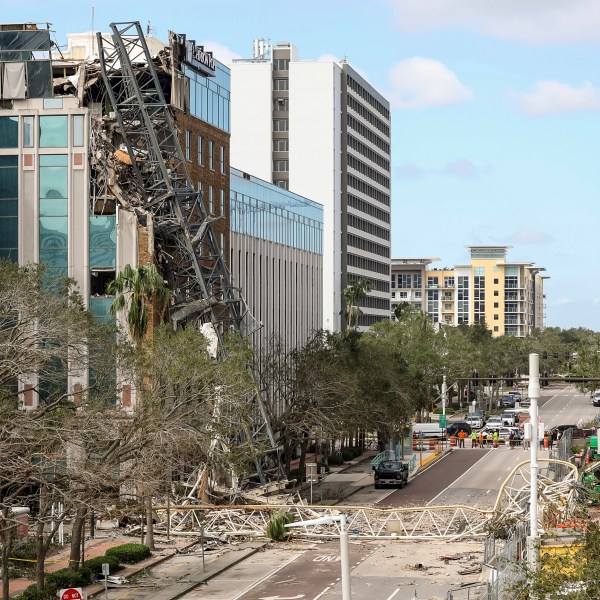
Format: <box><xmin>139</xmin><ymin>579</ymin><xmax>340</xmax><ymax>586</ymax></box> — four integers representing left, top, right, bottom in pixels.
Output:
<box><xmin>59</xmin><ymin>588</ymin><xmax>83</xmax><ymax>600</ymax></box>
<box><xmin>439</xmin><ymin>415</ymin><xmax>447</xmax><ymax>428</ymax></box>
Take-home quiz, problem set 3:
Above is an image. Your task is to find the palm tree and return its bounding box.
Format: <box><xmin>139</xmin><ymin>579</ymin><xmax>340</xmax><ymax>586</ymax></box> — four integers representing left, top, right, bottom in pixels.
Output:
<box><xmin>107</xmin><ymin>263</ymin><xmax>171</xmax><ymax>344</ymax></box>
<box><xmin>342</xmin><ymin>278</ymin><xmax>372</xmax><ymax>330</ymax></box>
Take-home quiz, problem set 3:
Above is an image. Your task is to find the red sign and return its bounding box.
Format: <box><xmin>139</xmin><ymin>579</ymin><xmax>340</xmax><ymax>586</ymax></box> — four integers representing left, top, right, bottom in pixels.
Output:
<box><xmin>60</xmin><ymin>588</ymin><xmax>83</xmax><ymax>600</ymax></box>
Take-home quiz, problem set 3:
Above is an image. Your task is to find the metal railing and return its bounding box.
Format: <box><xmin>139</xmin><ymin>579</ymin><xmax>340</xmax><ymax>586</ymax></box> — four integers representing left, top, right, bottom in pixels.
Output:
<box><xmin>370</xmin><ymin>450</ymin><xmax>394</xmax><ymax>470</ymax></box>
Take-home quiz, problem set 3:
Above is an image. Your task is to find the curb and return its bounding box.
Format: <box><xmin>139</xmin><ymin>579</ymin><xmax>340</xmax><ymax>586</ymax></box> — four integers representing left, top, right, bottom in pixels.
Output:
<box><xmin>86</xmin><ymin>538</ymin><xmax>202</xmax><ymax>598</ymax></box>
<box><xmin>87</xmin><ymin>541</ymin><xmax>266</xmax><ymax>599</ymax></box>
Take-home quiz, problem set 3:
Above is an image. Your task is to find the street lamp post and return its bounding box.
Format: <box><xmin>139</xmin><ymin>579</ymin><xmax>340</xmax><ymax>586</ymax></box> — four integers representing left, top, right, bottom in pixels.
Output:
<box><xmin>528</xmin><ymin>353</ymin><xmax>540</xmax><ymax>571</ymax></box>
<box><xmin>286</xmin><ymin>514</ymin><xmax>351</xmax><ymax>599</ymax></box>
<box><xmin>442</xmin><ymin>374</ymin><xmax>447</xmax><ymax>416</ymax></box>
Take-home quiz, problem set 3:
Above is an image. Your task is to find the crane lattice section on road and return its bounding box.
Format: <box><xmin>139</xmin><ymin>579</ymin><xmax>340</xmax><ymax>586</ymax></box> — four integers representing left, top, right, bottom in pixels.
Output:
<box><xmin>156</xmin><ymin>459</ymin><xmax>578</xmax><ymax>540</ymax></box>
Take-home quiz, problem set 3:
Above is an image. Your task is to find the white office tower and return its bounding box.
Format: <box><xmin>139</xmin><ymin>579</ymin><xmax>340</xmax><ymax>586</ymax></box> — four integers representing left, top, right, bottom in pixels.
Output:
<box><xmin>231</xmin><ymin>42</ymin><xmax>391</xmax><ymax>331</ymax></box>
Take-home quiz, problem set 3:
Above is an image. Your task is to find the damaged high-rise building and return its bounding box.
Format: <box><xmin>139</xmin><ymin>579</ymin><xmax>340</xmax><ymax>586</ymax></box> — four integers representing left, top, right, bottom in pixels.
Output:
<box><xmin>0</xmin><ymin>22</ymin><xmax>323</xmax><ymax>421</ymax></box>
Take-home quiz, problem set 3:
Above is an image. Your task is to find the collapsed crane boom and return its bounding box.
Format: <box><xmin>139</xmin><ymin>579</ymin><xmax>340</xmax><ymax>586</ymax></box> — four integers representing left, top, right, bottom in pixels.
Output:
<box><xmin>97</xmin><ymin>21</ymin><xmax>278</xmax><ymax>484</ymax></box>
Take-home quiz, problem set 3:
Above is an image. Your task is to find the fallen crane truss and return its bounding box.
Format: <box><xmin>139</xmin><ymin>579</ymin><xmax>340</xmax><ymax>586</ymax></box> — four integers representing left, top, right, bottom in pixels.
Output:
<box><xmin>154</xmin><ymin>459</ymin><xmax>578</xmax><ymax>540</ymax></box>
<box><xmin>95</xmin><ymin>21</ymin><xmax>279</xmax><ymax>484</ymax></box>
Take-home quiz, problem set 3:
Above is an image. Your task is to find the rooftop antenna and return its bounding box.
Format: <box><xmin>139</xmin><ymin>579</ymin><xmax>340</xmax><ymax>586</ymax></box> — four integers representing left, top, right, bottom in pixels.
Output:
<box><xmin>252</xmin><ymin>38</ymin><xmax>271</xmax><ymax>59</ymax></box>
<box><xmin>91</xmin><ymin>7</ymin><xmax>96</xmax><ymax>57</ymax></box>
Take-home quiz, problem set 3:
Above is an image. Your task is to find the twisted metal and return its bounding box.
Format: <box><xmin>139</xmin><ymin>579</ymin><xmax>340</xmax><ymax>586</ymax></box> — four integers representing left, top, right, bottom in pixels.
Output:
<box><xmin>155</xmin><ymin>459</ymin><xmax>578</xmax><ymax>540</ymax></box>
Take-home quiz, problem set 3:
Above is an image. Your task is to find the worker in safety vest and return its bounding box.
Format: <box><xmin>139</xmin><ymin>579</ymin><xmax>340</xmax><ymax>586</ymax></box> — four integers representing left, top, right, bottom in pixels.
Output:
<box><xmin>493</xmin><ymin>430</ymin><xmax>499</xmax><ymax>448</ymax></box>
<box><xmin>471</xmin><ymin>431</ymin><xmax>477</xmax><ymax>448</ymax></box>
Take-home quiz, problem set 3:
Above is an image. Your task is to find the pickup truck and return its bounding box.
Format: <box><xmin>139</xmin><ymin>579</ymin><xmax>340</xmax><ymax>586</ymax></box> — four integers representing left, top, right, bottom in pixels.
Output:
<box><xmin>373</xmin><ymin>460</ymin><xmax>409</xmax><ymax>489</ymax></box>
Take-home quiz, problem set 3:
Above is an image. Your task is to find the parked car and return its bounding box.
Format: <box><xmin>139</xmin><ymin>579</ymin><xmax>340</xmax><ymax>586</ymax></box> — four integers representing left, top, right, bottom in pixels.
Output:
<box><xmin>519</xmin><ymin>397</ymin><xmax>531</xmax><ymax>408</ymax></box>
<box><xmin>501</xmin><ymin>412</ymin><xmax>517</xmax><ymax>426</ymax></box>
<box><xmin>446</xmin><ymin>421</ymin><xmax>472</xmax><ymax>437</ymax></box>
<box><xmin>482</xmin><ymin>426</ymin><xmax>519</xmax><ymax>442</ymax></box>
<box><xmin>548</xmin><ymin>424</ymin><xmax>593</xmax><ymax>439</ymax></box>
<box><xmin>374</xmin><ymin>460</ymin><xmax>409</xmax><ymax>489</ymax></box>
<box><xmin>466</xmin><ymin>414</ymin><xmax>484</xmax><ymax>429</ymax></box>
<box><xmin>472</xmin><ymin>409</ymin><xmax>488</xmax><ymax>423</ymax></box>
<box><xmin>508</xmin><ymin>390</ymin><xmax>522</xmax><ymax>399</ymax></box>
<box><xmin>500</xmin><ymin>395</ymin><xmax>516</xmax><ymax>408</ymax></box>
<box><xmin>593</xmin><ymin>391</ymin><xmax>600</xmax><ymax>408</ymax></box>
<box><xmin>486</xmin><ymin>416</ymin><xmax>503</xmax><ymax>429</ymax></box>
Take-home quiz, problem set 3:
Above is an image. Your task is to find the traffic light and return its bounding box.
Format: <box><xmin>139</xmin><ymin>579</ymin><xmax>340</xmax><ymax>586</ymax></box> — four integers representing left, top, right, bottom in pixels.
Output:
<box><xmin>542</xmin><ymin>370</ymin><xmax>549</xmax><ymax>386</ymax></box>
<box><xmin>472</xmin><ymin>370</ymin><xmax>479</xmax><ymax>386</ymax></box>
<box><xmin>506</xmin><ymin>371</ymin><xmax>514</xmax><ymax>387</ymax></box>
<box><xmin>542</xmin><ymin>351</ymin><xmax>548</xmax><ymax>360</ymax></box>
<box><xmin>565</xmin><ymin>351</ymin><xmax>570</xmax><ymax>360</ymax></box>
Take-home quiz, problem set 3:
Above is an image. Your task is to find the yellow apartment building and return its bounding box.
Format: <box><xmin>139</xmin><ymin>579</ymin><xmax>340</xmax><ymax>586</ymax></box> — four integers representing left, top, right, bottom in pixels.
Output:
<box><xmin>391</xmin><ymin>246</ymin><xmax>547</xmax><ymax>337</ymax></box>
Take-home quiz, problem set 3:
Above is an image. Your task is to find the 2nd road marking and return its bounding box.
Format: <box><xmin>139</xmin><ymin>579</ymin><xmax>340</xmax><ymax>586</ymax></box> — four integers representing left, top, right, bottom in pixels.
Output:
<box><xmin>313</xmin><ymin>555</ymin><xmax>341</xmax><ymax>562</ymax></box>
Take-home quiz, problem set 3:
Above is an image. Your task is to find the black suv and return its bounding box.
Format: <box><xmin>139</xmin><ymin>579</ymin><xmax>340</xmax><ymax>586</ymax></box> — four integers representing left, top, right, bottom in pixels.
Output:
<box><xmin>500</xmin><ymin>395</ymin><xmax>515</xmax><ymax>408</ymax></box>
<box><xmin>446</xmin><ymin>421</ymin><xmax>472</xmax><ymax>437</ymax></box>
<box><xmin>374</xmin><ymin>460</ymin><xmax>409</xmax><ymax>489</ymax></box>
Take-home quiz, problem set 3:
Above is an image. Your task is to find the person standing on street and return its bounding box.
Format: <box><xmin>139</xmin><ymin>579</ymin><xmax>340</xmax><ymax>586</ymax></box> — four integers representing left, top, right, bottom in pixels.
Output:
<box><xmin>458</xmin><ymin>429</ymin><xmax>466</xmax><ymax>448</ymax></box>
<box><xmin>471</xmin><ymin>431</ymin><xmax>477</xmax><ymax>448</ymax></box>
<box><xmin>493</xmin><ymin>430</ymin><xmax>499</xmax><ymax>448</ymax></box>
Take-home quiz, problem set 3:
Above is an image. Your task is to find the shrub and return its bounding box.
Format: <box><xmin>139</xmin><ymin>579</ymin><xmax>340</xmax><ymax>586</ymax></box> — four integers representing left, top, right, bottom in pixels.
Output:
<box><xmin>13</xmin><ymin>585</ymin><xmax>52</xmax><ymax>600</ymax></box>
<box><xmin>341</xmin><ymin>448</ymin><xmax>354</xmax><ymax>462</ymax></box>
<box><xmin>45</xmin><ymin>567</ymin><xmax>92</xmax><ymax>590</ymax></box>
<box><xmin>288</xmin><ymin>468</ymin><xmax>303</xmax><ymax>483</ymax></box>
<box><xmin>328</xmin><ymin>454</ymin><xmax>344</xmax><ymax>466</ymax></box>
<box><xmin>84</xmin><ymin>554</ymin><xmax>123</xmax><ymax>575</ymax></box>
<box><xmin>10</xmin><ymin>539</ymin><xmax>38</xmax><ymax>562</ymax></box>
<box><xmin>105</xmin><ymin>543</ymin><xmax>151</xmax><ymax>564</ymax></box>
<box><xmin>266</xmin><ymin>511</ymin><xmax>294</xmax><ymax>541</ymax></box>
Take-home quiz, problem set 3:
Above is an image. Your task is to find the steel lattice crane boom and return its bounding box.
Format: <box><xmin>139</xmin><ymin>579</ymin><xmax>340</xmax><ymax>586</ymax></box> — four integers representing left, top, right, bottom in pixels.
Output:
<box><xmin>97</xmin><ymin>21</ymin><xmax>278</xmax><ymax>484</ymax></box>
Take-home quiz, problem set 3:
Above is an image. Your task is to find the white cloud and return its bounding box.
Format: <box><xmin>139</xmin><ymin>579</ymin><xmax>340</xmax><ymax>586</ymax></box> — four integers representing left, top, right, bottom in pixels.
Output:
<box><xmin>442</xmin><ymin>159</ymin><xmax>492</xmax><ymax>179</ymax></box>
<box><xmin>555</xmin><ymin>297</ymin><xmax>573</xmax><ymax>305</ymax></box>
<box><xmin>507</xmin><ymin>229</ymin><xmax>555</xmax><ymax>244</ymax></box>
<box><xmin>316</xmin><ymin>53</ymin><xmax>340</xmax><ymax>63</ymax></box>
<box><xmin>199</xmin><ymin>40</ymin><xmax>242</xmax><ymax>66</ymax></box>
<box><xmin>396</xmin><ymin>158</ymin><xmax>491</xmax><ymax>179</ymax></box>
<box><xmin>510</xmin><ymin>81</ymin><xmax>600</xmax><ymax>116</ymax></box>
<box><xmin>387</xmin><ymin>57</ymin><xmax>473</xmax><ymax>109</ymax></box>
<box><xmin>389</xmin><ymin>0</ymin><xmax>600</xmax><ymax>45</ymax></box>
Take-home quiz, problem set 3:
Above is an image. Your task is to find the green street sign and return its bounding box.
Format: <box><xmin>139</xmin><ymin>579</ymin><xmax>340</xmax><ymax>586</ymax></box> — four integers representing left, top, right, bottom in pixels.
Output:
<box><xmin>439</xmin><ymin>415</ymin><xmax>447</xmax><ymax>428</ymax></box>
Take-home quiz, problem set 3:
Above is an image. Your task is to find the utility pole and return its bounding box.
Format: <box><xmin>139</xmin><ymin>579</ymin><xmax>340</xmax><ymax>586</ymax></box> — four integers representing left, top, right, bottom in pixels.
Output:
<box><xmin>528</xmin><ymin>353</ymin><xmax>540</xmax><ymax>571</ymax></box>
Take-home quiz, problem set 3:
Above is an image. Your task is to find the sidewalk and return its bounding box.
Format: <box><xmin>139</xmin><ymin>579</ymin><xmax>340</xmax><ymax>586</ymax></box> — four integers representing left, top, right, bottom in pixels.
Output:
<box><xmin>8</xmin><ymin>449</ymin><xmax>449</xmax><ymax>598</ymax></box>
<box><xmin>8</xmin><ymin>534</ymin><xmax>191</xmax><ymax>598</ymax></box>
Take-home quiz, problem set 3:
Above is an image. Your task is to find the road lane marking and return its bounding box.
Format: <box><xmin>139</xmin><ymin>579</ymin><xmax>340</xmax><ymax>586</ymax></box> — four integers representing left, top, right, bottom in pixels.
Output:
<box><xmin>230</xmin><ymin>551</ymin><xmax>306</xmax><ymax>600</ymax></box>
<box><xmin>427</xmin><ymin>451</ymin><xmax>490</xmax><ymax>505</ymax></box>
<box><xmin>313</xmin><ymin>588</ymin><xmax>330</xmax><ymax>600</ymax></box>
<box><xmin>386</xmin><ymin>589</ymin><xmax>402</xmax><ymax>600</ymax></box>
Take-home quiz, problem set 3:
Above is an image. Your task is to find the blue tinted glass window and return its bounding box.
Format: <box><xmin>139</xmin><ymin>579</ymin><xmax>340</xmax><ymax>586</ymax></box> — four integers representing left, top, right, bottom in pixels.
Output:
<box><xmin>0</xmin><ymin>155</ymin><xmax>18</xmax><ymax>260</ymax></box>
<box><xmin>39</xmin><ymin>217</ymin><xmax>68</xmax><ymax>248</ymax></box>
<box><xmin>39</xmin><ymin>115</ymin><xmax>68</xmax><ymax>147</ymax></box>
<box><xmin>40</xmin><ymin>198</ymin><xmax>68</xmax><ymax>216</ymax></box>
<box><xmin>0</xmin><ymin>117</ymin><xmax>18</xmax><ymax>148</ymax></box>
<box><xmin>89</xmin><ymin>215</ymin><xmax>116</xmax><ymax>268</ymax></box>
<box><xmin>40</xmin><ymin>166</ymin><xmax>68</xmax><ymax>199</ymax></box>
<box><xmin>39</xmin><ymin>154</ymin><xmax>68</xmax><ymax>167</ymax></box>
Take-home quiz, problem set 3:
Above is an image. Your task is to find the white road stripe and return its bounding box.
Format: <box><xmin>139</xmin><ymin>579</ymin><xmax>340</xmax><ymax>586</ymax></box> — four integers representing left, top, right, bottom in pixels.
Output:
<box><xmin>313</xmin><ymin>586</ymin><xmax>331</xmax><ymax>599</ymax></box>
<box><xmin>230</xmin><ymin>550</ymin><xmax>306</xmax><ymax>600</ymax></box>
<box><xmin>386</xmin><ymin>588</ymin><xmax>402</xmax><ymax>600</ymax></box>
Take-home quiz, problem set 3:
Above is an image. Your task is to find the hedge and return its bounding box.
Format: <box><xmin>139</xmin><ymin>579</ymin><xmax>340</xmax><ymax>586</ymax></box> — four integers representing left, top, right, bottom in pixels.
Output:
<box><xmin>105</xmin><ymin>543</ymin><xmax>151</xmax><ymax>564</ymax></box>
<box><xmin>45</xmin><ymin>567</ymin><xmax>92</xmax><ymax>590</ymax></box>
<box><xmin>84</xmin><ymin>554</ymin><xmax>123</xmax><ymax>575</ymax></box>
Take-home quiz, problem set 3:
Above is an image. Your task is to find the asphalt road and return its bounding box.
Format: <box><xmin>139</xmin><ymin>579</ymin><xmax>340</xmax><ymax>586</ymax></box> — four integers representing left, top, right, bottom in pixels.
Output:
<box><xmin>115</xmin><ymin>385</ymin><xmax>596</xmax><ymax>600</ymax></box>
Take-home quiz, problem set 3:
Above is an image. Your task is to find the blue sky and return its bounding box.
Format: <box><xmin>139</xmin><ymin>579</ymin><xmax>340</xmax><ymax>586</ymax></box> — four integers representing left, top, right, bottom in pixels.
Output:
<box><xmin>4</xmin><ymin>0</ymin><xmax>600</xmax><ymax>330</ymax></box>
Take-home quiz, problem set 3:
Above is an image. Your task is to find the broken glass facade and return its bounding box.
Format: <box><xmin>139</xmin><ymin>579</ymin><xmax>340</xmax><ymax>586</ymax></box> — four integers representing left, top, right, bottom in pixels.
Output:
<box><xmin>0</xmin><ymin>27</ymin><xmax>53</xmax><ymax>99</ymax></box>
